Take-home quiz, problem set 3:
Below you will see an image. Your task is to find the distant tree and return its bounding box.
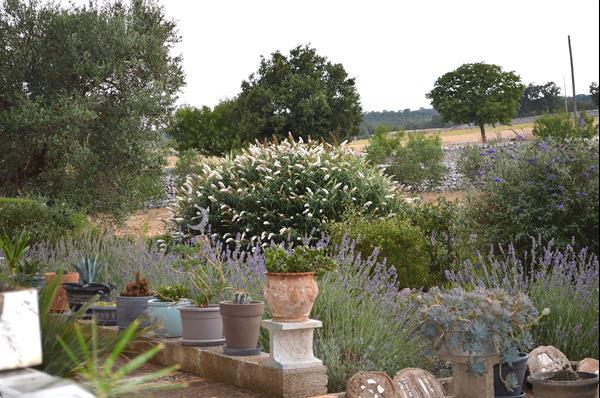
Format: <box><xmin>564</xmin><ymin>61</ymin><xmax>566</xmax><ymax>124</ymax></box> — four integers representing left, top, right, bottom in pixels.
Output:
<box><xmin>168</xmin><ymin>99</ymin><xmax>241</xmax><ymax>157</ymax></box>
<box><xmin>426</xmin><ymin>63</ymin><xmax>524</xmax><ymax>143</ymax></box>
<box><xmin>519</xmin><ymin>82</ymin><xmax>562</xmax><ymax>116</ymax></box>
<box><xmin>236</xmin><ymin>45</ymin><xmax>362</xmax><ymax>143</ymax></box>
<box><xmin>0</xmin><ymin>0</ymin><xmax>184</xmax><ymax>219</ymax></box>
<box><xmin>591</xmin><ymin>83</ymin><xmax>599</xmax><ymax>107</ymax></box>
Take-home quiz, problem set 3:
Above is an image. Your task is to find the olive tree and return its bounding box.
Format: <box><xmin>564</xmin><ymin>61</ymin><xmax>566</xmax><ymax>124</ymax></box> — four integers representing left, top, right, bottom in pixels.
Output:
<box><xmin>427</xmin><ymin>63</ymin><xmax>524</xmax><ymax>143</ymax></box>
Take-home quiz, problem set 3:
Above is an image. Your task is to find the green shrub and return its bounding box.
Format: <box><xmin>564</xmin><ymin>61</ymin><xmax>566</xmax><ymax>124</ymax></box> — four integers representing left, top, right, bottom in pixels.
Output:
<box><xmin>533</xmin><ymin>112</ymin><xmax>597</xmax><ymax>139</ymax></box>
<box><xmin>456</xmin><ymin>144</ymin><xmax>498</xmax><ymax>185</ymax></box>
<box><xmin>364</xmin><ymin>125</ymin><xmax>403</xmax><ymax>165</ymax></box>
<box><xmin>329</xmin><ymin>214</ymin><xmax>430</xmax><ymax>288</ymax></box>
<box><xmin>173</xmin><ymin>148</ymin><xmax>204</xmax><ymax>187</ymax></box>
<box><xmin>0</xmin><ymin>197</ymin><xmax>87</xmax><ymax>244</ymax></box>
<box><xmin>386</xmin><ymin>134</ymin><xmax>447</xmax><ymax>188</ymax></box>
<box><xmin>461</xmin><ymin>138</ymin><xmax>599</xmax><ymax>254</ymax></box>
<box><xmin>171</xmin><ymin>136</ymin><xmax>401</xmax><ymax>244</ymax></box>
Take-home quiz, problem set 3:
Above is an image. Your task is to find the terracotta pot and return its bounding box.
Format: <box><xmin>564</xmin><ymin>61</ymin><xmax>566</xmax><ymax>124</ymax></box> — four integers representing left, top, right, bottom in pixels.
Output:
<box><xmin>528</xmin><ymin>371</ymin><xmax>599</xmax><ymax>398</ymax></box>
<box><xmin>179</xmin><ymin>304</ymin><xmax>225</xmax><ymax>346</ymax></box>
<box><xmin>263</xmin><ymin>272</ymin><xmax>318</xmax><ymax>322</ymax></box>
<box><xmin>219</xmin><ymin>301</ymin><xmax>264</xmax><ymax>354</ymax></box>
<box><xmin>44</xmin><ymin>272</ymin><xmax>79</xmax><ymax>312</ymax></box>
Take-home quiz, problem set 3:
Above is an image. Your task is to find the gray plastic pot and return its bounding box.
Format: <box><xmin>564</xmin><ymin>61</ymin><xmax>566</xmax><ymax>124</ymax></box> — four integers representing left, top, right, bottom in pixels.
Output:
<box><xmin>528</xmin><ymin>371</ymin><xmax>599</xmax><ymax>398</ymax></box>
<box><xmin>219</xmin><ymin>301</ymin><xmax>264</xmax><ymax>355</ymax></box>
<box><xmin>494</xmin><ymin>353</ymin><xmax>529</xmax><ymax>397</ymax></box>
<box><xmin>116</xmin><ymin>295</ymin><xmax>154</xmax><ymax>329</ymax></box>
<box><xmin>179</xmin><ymin>304</ymin><xmax>224</xmax><ymax>346</ymax></box>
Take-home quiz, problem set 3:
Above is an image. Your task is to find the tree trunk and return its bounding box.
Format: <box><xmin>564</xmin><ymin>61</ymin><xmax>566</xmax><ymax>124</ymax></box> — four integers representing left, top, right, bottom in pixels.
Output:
<box><xmin>479</xmin><ymin>124</ymin><xmax>487</xmax><ymax>144</ymax></box>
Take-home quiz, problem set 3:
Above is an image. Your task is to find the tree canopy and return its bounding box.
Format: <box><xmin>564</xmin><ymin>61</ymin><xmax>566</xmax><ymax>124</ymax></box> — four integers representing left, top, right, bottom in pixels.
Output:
<box><xmin>236</xmin><ymin>44</ymin><xmax>362</xmax><ymax>143</ymax></box>
<box><xmin>519</xmin><ymin>82</ymin><xmax>562</xmax><ymax>117</ymax></box>
<box><xmin>426</xmin><ymin>63</ymin><xmax>524</xmax><ymax>143</ymax></box>
<box><xmin>0</xmin><ymin>0</ymin><xmax>184</xmax><ymax>219</ymax></box>
<box><xmin>591</xmin><ymin>82</ymin><xmax>599</xmax><ymax>108</ymax></box>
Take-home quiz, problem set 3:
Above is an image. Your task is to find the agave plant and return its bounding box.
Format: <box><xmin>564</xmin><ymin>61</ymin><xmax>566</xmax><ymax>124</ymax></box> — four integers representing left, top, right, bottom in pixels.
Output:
<box><xmin>74</xmin><ymin>254</ymin><xmax>104</xmax><ymax>285</ymax></box>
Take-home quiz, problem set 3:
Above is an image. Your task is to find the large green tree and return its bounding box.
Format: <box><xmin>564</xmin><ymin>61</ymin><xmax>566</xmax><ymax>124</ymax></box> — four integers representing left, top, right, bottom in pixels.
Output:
<box><xmin>427</xmin><ymin>63</ymin><xmax>524</xmax><ymax>143</ymax></box>
<box><xmin>519</xmin><ymin>81</ymin><xmax>562</xmax><ymax>116</ymax></box>
<box><xmin>168</xmin><ymin>100</ymin><xmax>241</xmax><ymax>157</ymax></box>
<box><xmin>236</xmin><ymin>45</ymin><xmax>362</xmax><ymax>143</ymax></box>
<box><xmin>0</xmin><ymin>0</ymin><xmax>184</xmax><ymax>219</ymax></box>
<box><xmin>591</xmin><ymin>82</ymin><xmax>599</xmax><ymax>108</ymax></box>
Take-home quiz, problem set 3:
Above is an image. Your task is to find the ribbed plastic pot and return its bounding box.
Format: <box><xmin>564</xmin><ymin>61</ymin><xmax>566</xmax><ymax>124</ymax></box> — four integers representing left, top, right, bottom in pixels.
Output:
<box><xmin>493</xmin><ymin>353</ymin><xmax>529</xmax><ymax>397</ymax></box>
<box><xmin>263</xmin><ymin>272</ymin><xmax>318</xmax><ymax>322</ymax></box>
<box><xmin>179</xmin><ymin>304</ymin><xmax>224</xmax><ymax>346</ymax></box>
<box><xmin>116</xmin><ymin>295</ymin><xmax>154</xmax><ymax>329</ymax></box>
<box><xmin>91</xmin><ymin>306</ymin><xmax>117</xmax><ymax>326</ymax></box>
<box><xmin>219</xmin><ymin>301</ymin><xmax>264</xmax><ymax>351</ymax></box>
<box><xmin>528</xmin><ymin>371</ymin><xmax>599</xmax><ymax>398</ymax></box>
<box><xmin>146</xmin><ymin>299</ymin><xmax>190</xmax><ymax>338</ymax></box>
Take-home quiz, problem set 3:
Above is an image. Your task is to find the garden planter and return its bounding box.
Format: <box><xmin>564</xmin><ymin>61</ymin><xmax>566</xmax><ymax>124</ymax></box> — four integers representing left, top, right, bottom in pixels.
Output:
<box><xmin>44</xmin><ymin>272</ymin><xmax>79</xmax><ymax>312</ymax></box>
<box><xmin>264</xmin><ymin>272</ymin><xmax>318</xmax><ymax>322</ymax></box>
<box><xmin>219</xmin><ymin>301</ymin><xmax>264</xmax><ymax>355</ymax></box>
<box><xmin>527</xmin><ymin>371</ymin><xmax>599</xmax><ymax>398</ymax></box>
<box><xmin>493</xmin><ymin>353</ymin><xmax>529</xmax><ymax>397</ymax></box>
<box><xmin>64</xmin><ymin>283</ymin><xmax>112</xmax><ymax>315</ymax></box>
<box><xmin>19</xmin><ymin>274</ymin><xmax>45</xmax><ymax>290</ymax></box>
<box><xmin>179</xmin><ymin>304</ymin><xmax>225</xmax><ymax>346</ymax></box>
<box><xmin>146</xmin><ymin>299</ymin><xmax>190</xmax><ymax>338</ymax></box>
<box><xmin>91</xmin><ymin>305</ymin><xmax>117</xmax><ymax>326</ymax></box>
<box><xmin>0</xmin><ymin>288</ymin><xmax>43</xmax><ymax>371</ymax></box>
<box><xmin>116</xmin><ymin>295</ymin><xmax>154</xmax><ymax>329</ymax></box>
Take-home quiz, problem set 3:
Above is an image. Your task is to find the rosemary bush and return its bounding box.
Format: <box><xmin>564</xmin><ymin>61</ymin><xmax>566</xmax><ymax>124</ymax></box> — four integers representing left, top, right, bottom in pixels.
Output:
<box><xmin>171</xmin><ymin>136</ymin><xmax>400</xmax><ymax>244</ymax></box>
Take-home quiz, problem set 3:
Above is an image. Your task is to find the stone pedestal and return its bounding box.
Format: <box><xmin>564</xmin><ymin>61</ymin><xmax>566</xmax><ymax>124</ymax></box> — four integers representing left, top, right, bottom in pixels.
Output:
<box><xmin>261</xmin><ymin>319</ymin><xmax>323</xmax><ymax>369</ymax></box>
<box><xmin>441</xmin><ymin>353</ymin><xmax>499</xmax><ymax>398</ymax></box>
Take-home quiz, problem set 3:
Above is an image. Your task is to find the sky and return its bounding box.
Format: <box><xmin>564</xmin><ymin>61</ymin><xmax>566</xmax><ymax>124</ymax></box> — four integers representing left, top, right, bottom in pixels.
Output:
<box><xmin>66</xmin><ymin>0</ymin><xmax>600</xmax><ymax>111</ymax></box>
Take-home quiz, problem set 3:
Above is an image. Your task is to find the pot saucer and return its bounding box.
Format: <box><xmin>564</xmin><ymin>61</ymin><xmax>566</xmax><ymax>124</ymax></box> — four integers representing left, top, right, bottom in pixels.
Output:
<box><xmin>180</xmin><ymin>337</ymin><xmax>225</xmax><ymax>347</ymax></box>
<box><xmin>223</xmin><ymin>346</ymin><xmax>262</xmax><ymax>356</ymax></box>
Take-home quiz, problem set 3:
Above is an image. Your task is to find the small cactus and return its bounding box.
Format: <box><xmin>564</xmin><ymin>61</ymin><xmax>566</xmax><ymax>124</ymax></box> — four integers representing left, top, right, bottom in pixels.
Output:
<box><xmin>120</xmin><ymin>272</ymin><xmax>152</xmax><ymax>297</ymax></box>
<box><xmin>232</xmin><ymin>290</ymin><xmax>251</xmax><ymax>304</ymax></box>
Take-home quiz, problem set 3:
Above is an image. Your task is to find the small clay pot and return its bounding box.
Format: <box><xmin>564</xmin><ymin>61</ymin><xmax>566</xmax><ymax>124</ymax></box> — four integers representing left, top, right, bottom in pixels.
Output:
<box><xmin>263</xmin><ymin>272</ymin><xmax>318</xmax><ymax>322</ymax></box>
<box><xmin>219</xmin><ymin>301</ymin><xmax>264</xmax><ymax>354</ymax></box>
<box><xmin>44</xmin><ymin>272</ymin><xmax>79</xmax><ymax>312</ymax></box>
<box><xmin>179</xmin><ymin>304</ymin><xmax>224</xmax><ymax>346</ymax></box>
<box><xmin>528</xmin><ymin>371</ymin><xmax>599</xmax><ymax>398</ymax></box>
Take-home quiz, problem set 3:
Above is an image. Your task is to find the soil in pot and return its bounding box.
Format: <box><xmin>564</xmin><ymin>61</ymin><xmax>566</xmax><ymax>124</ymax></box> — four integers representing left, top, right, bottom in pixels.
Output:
<box><xmin>493</xmin><ymin>353</ymin><xmax>529</xmax><ymax>397</ymax></box>
<box><xmin>219</xmin><ymin>301</ymin><xmax>264</xmax><ymax>355</ymax></box>
<box><xmin>116</xmin><ymin>295</ymin><xmax>154</xmax><ymax>329</ymax></box>
<box><xmin>146</xmin><ymin>299</ymin><xmax>190</xmax><ymax>338</ymax></box>
<box><xmin>528</xmin><ymin>370</ymin><xmax>599</xmax><ymax>398</ymax></box>
<box><xmin>44</xmin><ymin>272</ymin><xmax>79</xmax><ymax>312</ymax></box>
<box><xmin>263</xmin><ymin>272</ymin><xmax>318</xmax><ymax>322</ymax></box>
<box><xmin>179</xmin><ymin>304</ymin><xmax>225</xmax><ymax>346</ymax></box>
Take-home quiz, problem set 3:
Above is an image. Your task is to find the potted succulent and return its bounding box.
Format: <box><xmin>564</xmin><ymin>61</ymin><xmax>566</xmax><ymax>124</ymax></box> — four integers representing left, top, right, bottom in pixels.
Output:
<box><xmin>14</xmin><ymin>259</ymin><xmax>47</xmax><ymax>289</ymax></box>
<box><xmin>63</xmin><ymin>254</ymin><xmax>113</xmax><ymax>315</ymax></box>
<box><xmin>91</xmin><ymin>300</ymin><xmax>117</xmax><ymax>326</ymax></box>
<box><xmin>179</xmin><ymin>260</ymin><xmax>228</xmax><ymax>346</ymax></box>
<box><xmin>418</xmin><ymin>287</ymin><xmax>547</xmax><ymax>398</ymax></box>
<box><xmin>263</xmin><ymin>246</ymin><xmax>335</xmax><ymax>322</ymax></box>
<box><xmin>0</xmin><ymin>279</ymin><xmax>43</xmax><ymax>371</ymax></box>
<box><xmin>0</xmin><ymin>231</ymin><xmax>46</xmax><ymax>289</ymax></box>
<box><xmin>146</xmin><ymin>284</ymin><xmax>191</xmax><ymax>338</ymax></box>
<box><xmin>219</xmin><ymin>290</ymin><xmax>264</xmax><ymax>355</ymax></box>
<box><xmin>116</xmin><ymin>272</ymin><xmax>154</xmax><ymax>329</ymax></box>
<box><xmin>527</xmin><ymin>369</ymin><xmax>599</xmax><ymax>398</ymax></box>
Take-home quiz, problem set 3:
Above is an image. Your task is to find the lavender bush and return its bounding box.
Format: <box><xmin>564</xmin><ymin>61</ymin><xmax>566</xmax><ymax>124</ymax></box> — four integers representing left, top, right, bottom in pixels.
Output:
<box><xmin>447</xmin><ymin>238</ymin><xmax>599</xmax><ymax>360</ymax></box>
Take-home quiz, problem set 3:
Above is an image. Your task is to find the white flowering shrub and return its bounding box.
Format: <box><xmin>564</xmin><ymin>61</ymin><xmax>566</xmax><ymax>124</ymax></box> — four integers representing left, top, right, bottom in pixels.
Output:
<box><xmin>171</xmin><ymin>136</ymin><xmax>400</xmax><ymax>244</ymax></box>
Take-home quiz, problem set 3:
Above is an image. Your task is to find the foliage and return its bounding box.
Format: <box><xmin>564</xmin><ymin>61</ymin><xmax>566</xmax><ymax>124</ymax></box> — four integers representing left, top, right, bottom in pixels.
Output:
<box><xmin>74</xmin><ymin>254</ymin><xmax>104</xmax><ymax>285</ymax></box>
<box><xmin>171</xmin><ymin>136</ymin><xmax>400</xmax><ymax>244</ymax></box>
<box><xmin>155</xmin><ymin>284</ymin><xmax>190</xmax><ymax>302</ymax></box>
<box><xmin>236</xmin><ymin>44</ymin><xmax>362</xmax><ymax>143</ymax></box>
<box><xmin>0</xmin><ymin>0</ymin><xmax>184</xmax><ymax>219</ymax></box>
<box><xmin>58</xmin><ymin>319</ymin><xmax>183</xmax><ymax>397</ymax></box>
<box><xmin>457</xmin><ymin>144</ymin><xmax>497</xmax><ymax>185</ymax></box>
<box><xmin>364</xmin><ymin>125</ymin><xmax>404</xmax><ymax>165</ymax></box>
<box><xmin>120</xmin><ymin>272</ymin><xmax>153</xmax><ymax>297</ymax></box>
<box><xmin>328</xmin><ymin>215</ymin><xmax>429</xmax><ymax>288</ymax></box>
<box><xmin>461</xmin><ymin>138</ymin><xmax>599</xmax><ymax>254</ymax></box>
<box><xmin>427</xmin><ymin>63</ymin><xmax>524</xmax><ymax>143</ymax></box>
<box><xmin>418</xmin><ymin>287</ymin><xmax>543</xmax><ymax>388</ymax></box>
<box><xmin>519</xmin><ymin>82</ymin><xmax>562</xmax><ymax>117</ymax></box>
<box><xmin>0</xmin><ymin>230</ymin><xmax>30</xmax><ymax>276</ymax></box>
<box><xmin>361</xmin><ymin>108</ymin><xmax>450</xmax><ymax>134</ymax></box>
<box><xmin>232</xmin><ymin>290</ymin><xmax>252</xmax><ymax>304</ymax></box>
<box><xmin>173</xmin><ymin>148</ymin><xmax>204</xmax><ymax>188</ymax></box>
<box><xmin>590</xmin><ymin>82</ymin><xmax>599</xmax><ymax>107</ymax></box>
<box><xmin>447</xmin><ymin>239</ymin><xmax>599</xmax><ymax>360</ymax></box>
<box><xmin>168</xmin><ymin>100</ymin><xmax>242</xmax><ymax>157</ymax></box>
<box><xmin>264</xmin><ymin>246</ymin><xmax>336</xmax><ymax>274</ymax></box>
<box><xmin>385</xmin><ymin>134</ymin><xmax>447</xmax><ymax>188</ymax></box>
<box><xmin>533</xmin><ymin>112</ymin><xmax>597</xmax><ymax>139</ymax></box>
<box><xmin>186</xmin><ymin>253</ymin><xmax>228</xmax><ymax>307</ymax></box>
<box><xmin>0</xmin><ymin>197</ymin><xmax>87</xmax><ymax>244</ymax></box>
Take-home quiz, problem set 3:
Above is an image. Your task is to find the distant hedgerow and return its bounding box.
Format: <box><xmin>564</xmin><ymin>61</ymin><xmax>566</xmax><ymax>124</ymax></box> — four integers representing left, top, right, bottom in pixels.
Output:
<box><xmin>171</xmin><ymin>136</ymin><xmax>401</xmax><ymax>244</ymax></box>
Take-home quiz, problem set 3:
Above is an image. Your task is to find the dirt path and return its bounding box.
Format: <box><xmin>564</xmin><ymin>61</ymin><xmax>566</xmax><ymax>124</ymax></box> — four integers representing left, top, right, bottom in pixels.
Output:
<box><xmin>115</xmin><ymin>207</ymin><xmax>171</xmax><ymax>238</ymax></box>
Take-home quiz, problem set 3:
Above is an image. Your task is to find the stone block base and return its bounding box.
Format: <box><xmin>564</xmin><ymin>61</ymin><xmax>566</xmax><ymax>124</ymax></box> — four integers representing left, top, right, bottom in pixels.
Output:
<box><xmin>262</xmin><ymin>319</ymin><xmax>323</xmax><ymax>369</ymax></box>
